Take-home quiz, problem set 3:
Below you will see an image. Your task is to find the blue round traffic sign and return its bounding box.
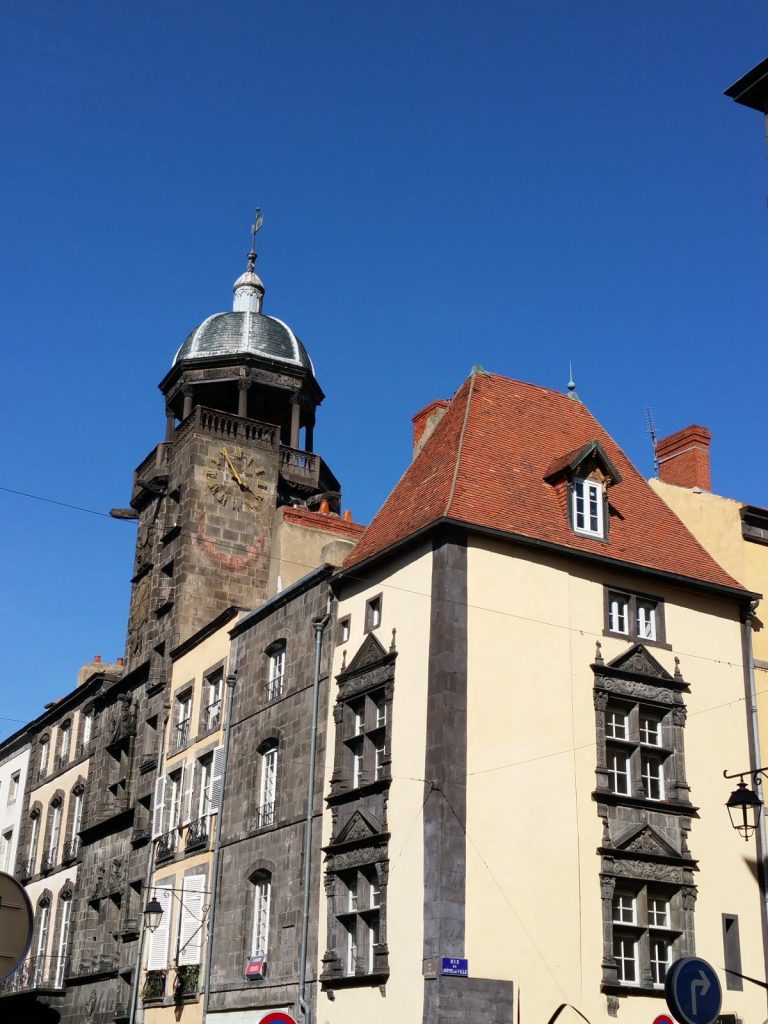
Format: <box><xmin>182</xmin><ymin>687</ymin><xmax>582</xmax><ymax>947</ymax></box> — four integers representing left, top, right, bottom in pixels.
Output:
<box><xmin>665</xmin><ymin>957</ymin><xmax>722</xmax><ymax>1024</ymax></box>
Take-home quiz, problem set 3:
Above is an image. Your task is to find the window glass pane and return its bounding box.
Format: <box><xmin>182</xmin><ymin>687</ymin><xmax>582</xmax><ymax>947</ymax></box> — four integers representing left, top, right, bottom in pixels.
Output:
<box><xmin>374</xmin><ymin>694</ymin><xmax>386</xmax><ymax>728</ymax></box>
<box><xmin>587</xmin><ymin>482</ymin><xmax>600</xmax><ymax>532</ymax></box>
<box><xmin>650</xmin><ymin>937</ymin><xmax>670</xmax><ymax>984</ymax></box>
<box><xmin>346</xmin><ymin>923</ymin><xmax>357</xmax><ymax>975</ymax></box>
<box><xmin>640</xmin><ymin>716</ymin><xmax>662</xmax><ymax>746</ymax></box>
<box><xmin>351</xmin><ymin>740</ymin><xmax>363</xmax><ymax>788</ymax></box>
<box><xmin>641</xmin><ymin>755</ymin><xmax>664</xmax><ymax>800</ymax></box>
<box><xmin>369</xmin><ymin>880</ymin><xmax>380</xmax><ymax>908</ymax></box>
<box><xmin>574</xmin><ymin>479</ymin><xmax>585</xmax><ymax>529</ymax></box>
<box><xmin>252</xmin><ymin>878</ymin><xmax>271</xmax><ymax>955</ymax></box>
<box><xmin>612</xmin><ymin>893</ymin><xmax>635</xmax><ymax>924</ymax></box>
<box><xmin>614</xmin><ymin>935</ymin><xmax>636</xmax><ymax>982</ymax></box>
<box><xmin>606</xmin><ymin>710</ymin><xmax>627</xmax><ymax>739</ymax></box>
<box><xmin>609</xmin><ymin>595</ymin><xmax>628</xmax><ymax>633</ymax></box>
<box><xmin>648</xmin><ymin>896</ymin><xmax>669</xmax><ymax>928</ymax></box>
<box><xmin>607</xmin><ymin>750</ymin><xmax>630</xmax><ymax>794</ymax></box>
<box><xmin>347</xmin><ymin>876</ymin><xmax>358</xmax><ymax>911</ymax></box>
<box><xmin>374</xmin><ymin>742</ymin><xmax>384</xmax><ymax>780</ymax></box>
<box><xmin>637</xmin><ymin>600</ymin><xmax>657</xmax><ymax>640</ymax></box>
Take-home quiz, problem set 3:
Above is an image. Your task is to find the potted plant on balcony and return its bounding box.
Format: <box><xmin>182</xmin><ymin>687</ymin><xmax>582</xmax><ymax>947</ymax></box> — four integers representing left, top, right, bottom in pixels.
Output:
<box><xmin>174</xmin><ymin>964</ymin><xmax>200</xmax><ymax>1002</ymax></box>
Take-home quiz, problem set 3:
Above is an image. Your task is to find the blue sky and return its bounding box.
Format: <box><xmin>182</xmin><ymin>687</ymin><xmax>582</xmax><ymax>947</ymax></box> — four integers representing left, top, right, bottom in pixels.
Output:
<box><xmin>1</xmin><ymin>2</ymin><xmax>766</xmax><ymax>735</ymax></box>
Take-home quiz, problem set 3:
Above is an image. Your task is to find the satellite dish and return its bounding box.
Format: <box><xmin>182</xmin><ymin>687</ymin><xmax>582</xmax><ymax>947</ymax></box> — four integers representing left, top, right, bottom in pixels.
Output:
<box><xmin>0</xmin><ymin>871</ymin><xmax>33</xmax><ymax>982</ymax></box>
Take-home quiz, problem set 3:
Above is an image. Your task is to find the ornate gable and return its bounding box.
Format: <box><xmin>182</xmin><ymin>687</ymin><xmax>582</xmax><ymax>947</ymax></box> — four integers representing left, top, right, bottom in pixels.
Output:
<box><xmin>333</xmin><ymin>808</ymin><xmax>383</xmax><ymax>848</ymax></box>
<box><xmin>342</xmin><ymin>633</ymin><xmax>388</xmax><ymax>677</ymax></box>
<box><xmin>612</xmin><ymin>822</ymin><xmax>681</xmax><ymax>859</ymax></box>
<box><xmin>606</xmin><ymin>644</ymin><xmax>673</xmax><ymax>681</ymax></box>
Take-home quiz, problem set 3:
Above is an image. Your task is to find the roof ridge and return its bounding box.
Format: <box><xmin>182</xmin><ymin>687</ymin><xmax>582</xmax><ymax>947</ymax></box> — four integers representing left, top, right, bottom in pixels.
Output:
<box><xmin>444</xmin><ymin>372</ymin><xmax>476</xmax><ymax>517</ymax></box>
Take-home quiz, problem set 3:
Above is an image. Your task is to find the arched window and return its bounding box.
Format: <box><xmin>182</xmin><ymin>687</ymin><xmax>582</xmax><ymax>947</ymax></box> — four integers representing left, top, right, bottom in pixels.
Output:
<box><xmin>38</xmin><ymin>736</ymin><xmax>50</xmax><ymax>781</ymax></box>
<box><xmin>63</xmin><ymin>781</ymin><xmax>85</xmax><ymax>863</ymax></box>
<box><xmin>256</xmin><ymin>742</ymin><xmax>278</xmax><ymax>828</ymax></box>
<box><xmin>25</xmin><ymin>806</ymin><xmax>42</xmax><ymax>878</ymax></box>
<box><xmin>53</xmin><ymin>891</ymin><xmax>73</xmax><ymax>986</ymax></box>
<box><xmin>265</xmin><ymin>640</ymin><xmax>286</xmax><ymax>702</ymax></box>
<box><xmin>43</xmin><ymin>797</ymin><xmax>63</xmax><ymax>872</ymax></box>
<box><xmin>250</xmin><ymin>872</ymin><xmax>272</xmax><ymax>957</ymax></box>
<box><xmin>57</xmin><ymin>720</ymin><xmax>72</xmax><ymax>769</ymax></box>
<box><xmin>33</xmin><ymin>891</ymin><xmax>52</xmax><ymax>982</ymax></box>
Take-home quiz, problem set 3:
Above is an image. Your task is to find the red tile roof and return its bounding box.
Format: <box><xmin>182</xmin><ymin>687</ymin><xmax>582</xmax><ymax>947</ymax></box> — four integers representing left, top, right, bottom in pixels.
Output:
<box><xmin>342</xmin><ymin>372</ymin><xmax>746</xmax><ymax>592</ymax></box>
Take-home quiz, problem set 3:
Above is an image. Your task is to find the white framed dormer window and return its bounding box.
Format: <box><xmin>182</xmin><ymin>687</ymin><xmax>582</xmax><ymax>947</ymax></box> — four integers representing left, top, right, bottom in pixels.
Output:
<box><xmin>572</xmin><ymin>478</ymin><xmax>604</xmax><ymax>538</ymax></box>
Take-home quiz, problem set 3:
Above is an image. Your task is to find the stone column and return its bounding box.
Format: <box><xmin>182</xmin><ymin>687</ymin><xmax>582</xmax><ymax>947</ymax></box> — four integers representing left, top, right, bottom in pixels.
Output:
<box><xmin>305</xmin><ymin>411</ymin><xmax>315</xmax><ymax>453</ymax></box>
<box><xmin>182</xmin><ymin>386</ymin><xmax>194</xmax><ymax>420</ymax></box>
<box><xmin>165</xmin><ymin>407</ymin><xmax>175</xmax><ymax>442</ymax></box>
<box><xmin>290</xmin><ymin>396</ymin><xmax>301</xmax><ymax>449</ymax></box>
<box><xmin>237</xmin><ymin>379</ymin><xmax>251</xmax><ymax>418</ymax></box>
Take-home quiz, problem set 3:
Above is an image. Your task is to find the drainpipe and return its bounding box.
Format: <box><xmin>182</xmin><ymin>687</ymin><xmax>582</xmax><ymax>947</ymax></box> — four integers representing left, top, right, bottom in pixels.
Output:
<box><xmin>298</xmin><ymin>611</ymin><xmax>331</xmax><ymax>1024</ymax></box>
<box><xmin>741</xmin><ymin>602</ymin><xmax>768</xmax><ymax>1011</ymax></box>
<box><xmin>202</xmin><ymin>635</ymin><xmax>239</xmax><ymax>1022</ymax></box>
<box><xmin>129</xmin><ymin>694</ymin><xmax>171</xmax><ymax>1024</ymax></box>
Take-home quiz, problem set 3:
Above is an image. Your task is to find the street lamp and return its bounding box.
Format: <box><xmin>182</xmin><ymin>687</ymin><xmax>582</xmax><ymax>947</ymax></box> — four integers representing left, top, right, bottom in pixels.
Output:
<box><xmin>143</xmin><ymin>895</ymin><xmax>164</xmax><ymax>933</ymax></box>
<box><xmin>723</xmin><ymin>768</ymin><xmax>766</xmax><ymax>841</ymax></box>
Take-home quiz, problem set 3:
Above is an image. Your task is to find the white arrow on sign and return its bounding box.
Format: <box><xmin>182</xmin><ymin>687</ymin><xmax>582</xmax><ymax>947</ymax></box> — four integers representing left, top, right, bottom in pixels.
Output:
<box><xmin>690</xmin><ymin>969</ymin><xmax>711</xmax><ymax>1015</ymax></box>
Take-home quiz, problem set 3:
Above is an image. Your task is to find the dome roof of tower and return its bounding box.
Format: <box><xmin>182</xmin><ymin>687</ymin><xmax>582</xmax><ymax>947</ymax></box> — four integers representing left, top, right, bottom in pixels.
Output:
<box><xmin>173</xmin><ymin>311</ymin><xmax>314</xmax><ymax>374</ymax></box>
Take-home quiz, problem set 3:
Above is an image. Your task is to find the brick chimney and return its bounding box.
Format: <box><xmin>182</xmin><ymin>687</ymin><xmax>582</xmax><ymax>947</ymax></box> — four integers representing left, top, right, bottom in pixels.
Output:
<box><xmin>412</xmin><ymin>399</ymin><xmax>450</xmax><ymax>459</ymax></box>
<box><xmin>655</xmin><ymin>425</ymin><xmax>712</xmax><ymax>490</ymax></box>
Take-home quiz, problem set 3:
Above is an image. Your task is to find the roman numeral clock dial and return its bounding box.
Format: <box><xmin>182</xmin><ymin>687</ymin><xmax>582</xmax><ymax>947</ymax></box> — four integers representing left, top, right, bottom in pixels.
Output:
<box><xmin>205</xmin><ymin>446</ymin><xmax>269</xmax><ymax>512</ymax></box>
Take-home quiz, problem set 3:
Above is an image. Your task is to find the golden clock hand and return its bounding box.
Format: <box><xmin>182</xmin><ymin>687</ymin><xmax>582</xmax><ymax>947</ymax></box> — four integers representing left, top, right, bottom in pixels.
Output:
<box><xmin>221</xmin><ymin>449</ymin><xmax>246</xmax><ymax>487</ymax></box>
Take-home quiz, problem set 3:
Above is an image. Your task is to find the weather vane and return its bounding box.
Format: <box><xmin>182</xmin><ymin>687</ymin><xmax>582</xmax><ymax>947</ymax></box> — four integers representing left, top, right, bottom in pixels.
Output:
<box><xmin>247</xmin><ymin>208</ymin><xmax>264</xmax><ymax>270</ymax></box>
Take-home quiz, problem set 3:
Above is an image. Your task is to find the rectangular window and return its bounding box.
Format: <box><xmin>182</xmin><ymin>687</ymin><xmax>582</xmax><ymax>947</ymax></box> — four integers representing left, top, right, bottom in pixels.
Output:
<box><xmin>352</xmin><ymin>700</ymin><xmax>364</xmax><ymax>736</ymax></box>
<box><xmin>369</xmin><ymin>880</ymin><xmax>381</xmax><ymax>909</ymax></box>
<box><xmin>636</xmin><ymin>600</ymin><xmax>657</xmax><ymax>641</ymax></box>
<box><xmin>573</xmin><ymin>478</ymin><xmax>604</xmax><ymax>537</ymax></box>
<box><xmin>607</xmin><ymin>750</ymin><xmax>630</xmax><ymax>795</ymax></box>
<box><xmin>251</xmin><ymin>878</ymin><xmax>271</xmax><ymax>956</ymax></box>
<box><xmin>606</xmin><ymin>709</ymin><xmax>627</xmax><ymax>740</ymax></box>
<box><xmin>49</xmin><ymin>803</ymin><xmax>62</xmax><ymax>859</ymax></box>
<box><xmin>174</xmin><ymin>693</ymin><xmax>192</xmax><ymax>750</ymax></box>
<box><xmin>605</xmin><ymin>589</ymin><xmax>665</xmax><ymax>645</ymax></box>
<box><xmin>614</xmin><ymin>934</ymin><xmax>637</xmax><ymax>983</ymax></box>
<box><xmin>168</xmin><ymin>770</ymin><xmax>183</xmax><ymax>830</ymax></box>
<box><xmin>8</xmin><ymin>771</ymin><xmax>20</xmax><ymax>804</ymax></box>
<box><xmin>367</xmin><ymin>915</ymin><xmax>380</xmax><ymax>972</ymax></box>
<box><xmin>81</xmin><ymin>710</ymin><xmax>93</xmax><ymax>754</ymax></box>
<box><xmin>612</xmin><ymin>892</ymin><xmax>636</xmax><ymax>924</ymax></box>
<box><xmin>351</xmin><ymin>740</ymin><xmax>364</xmax><ymax>788</ymax></box>
<box><xmin>199</xmin><ymin>756</ymin><xmax>213</xmax><ymax>819</ymax></box>
<box><xmin>722</xmin><ymin>914</ymin><xmax>743</xmax><ymax>991</ymax></box>
<box><xmin>365</xmin><ymin>595</ymin><xmax>383</xmax><ymax>632</ymax></box>
<box><xmin>373</xmin><ymin>741</ymin><xmax>385</xmax><ymax>781</ymax></box>
<box><xmin>59</xmin><ymin>723</ymin><xmax>71</xmax><ymax>764</ymax></box>
<box><xmin>608</xmin><ymin>593</ymin><xmax>628</xmax><ymax>634</ymax></box>
<box><xmin>205</xmin><ymin>671</ymin><xmax>223</xmax><ymax>731</ymax></box>
<box><xmin>347</xmin><ymin>876</ymin><xmax>358</xmax><ymax>912</ymax></box>
<box><xmin>374</xmin><ymin>695</ymin><xmax>387</xmax><ymax>729</ymax></box>
<box><xmin>650</xmin><ymin>937</ymin><xmax>669</xmax><ymax>986</ymax></box>
<box><xmin>640</xmin><ymin>715</ymin><xmax>662</xmax><ymax>746</ymax></box>
<box><xmin>338</xmin><ymin>616</ymin><xmax>351</xmax><ymax>645</ymax></box>
<box><xmin>648</xmin><ymin>895</ymin><xmax>669</xmax><ymax>928</ymax></box>
<box><xmin>1</xmin><ymin>829</ymin><xmax>13</xmax><ymax>872</ymax></box>
<box><xmin>345</xmin><ymin>923</ymin><xmax>357</xmax><ymax>976</ymax></box>
<box><xmin>641</xmin><ymin>755</ymin><xmax>664</xmax><ymax>800</ymax></box>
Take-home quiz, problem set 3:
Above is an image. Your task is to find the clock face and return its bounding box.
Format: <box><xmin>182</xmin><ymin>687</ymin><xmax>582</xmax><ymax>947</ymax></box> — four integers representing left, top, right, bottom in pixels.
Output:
<box><xmin>205</xmin><ymin>446</ymin><xmax>269</xmax><ymax>512</ymax></box>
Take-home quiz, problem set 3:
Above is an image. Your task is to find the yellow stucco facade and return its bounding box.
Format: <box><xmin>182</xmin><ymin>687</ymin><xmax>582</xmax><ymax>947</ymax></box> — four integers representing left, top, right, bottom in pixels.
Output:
<box><xmin>317</xmin><ymin>534</ymin><xmax>766</xmax><ymax>1024</ymax></box>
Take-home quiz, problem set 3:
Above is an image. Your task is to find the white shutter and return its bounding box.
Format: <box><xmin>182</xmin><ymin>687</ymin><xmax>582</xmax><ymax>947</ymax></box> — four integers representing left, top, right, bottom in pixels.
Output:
<box><xmin>152</xmin><ymin>775</ymin><xmax>167</xmax><ymax>839</ymax></box>
<box><xmin>183</xmin><ymin>760</ymin><xmax>196</xmax><ymax>826</ymax></box>
<box><xmin>146</xmin><ymin>886</ymin><xmax>172</xmax><ymax>970</ymax></box>
<box><xmin>210</xmin><ymin>746</ymin><xmax>224</xmax><ymax>812</ymax></box>
<box><xmin>177</xmin><ymin>875</ymin><xmax>206</xmax><ymax>966</ymax></box>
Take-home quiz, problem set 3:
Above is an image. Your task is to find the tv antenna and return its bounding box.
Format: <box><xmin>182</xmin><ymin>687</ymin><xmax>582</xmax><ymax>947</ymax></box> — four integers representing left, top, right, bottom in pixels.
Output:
<box><xmin>646</xmin><ymin>407</ymin><xmax>659</xmax><ymax>473</ymax></box>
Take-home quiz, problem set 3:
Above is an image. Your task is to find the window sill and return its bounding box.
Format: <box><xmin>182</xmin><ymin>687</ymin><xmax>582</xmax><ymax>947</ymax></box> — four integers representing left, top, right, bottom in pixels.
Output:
<box><xmin>602</xmin><ymin>629</ymin><xmax>672</xmax><ymax>652</ymax></box>
<box><xmin>321</xmin><ymin>970</ymin><xmax>389</xmax><ymax>990</ymax></box>
<box><xmin>601</xmin><ymin>982</ymin><xmax>665</xmax><ymax>998</ymax></box>
<box><xmin>593</xmin><ymin>790</ymin><xmax>698</xmax><ymax>817</ymax></box>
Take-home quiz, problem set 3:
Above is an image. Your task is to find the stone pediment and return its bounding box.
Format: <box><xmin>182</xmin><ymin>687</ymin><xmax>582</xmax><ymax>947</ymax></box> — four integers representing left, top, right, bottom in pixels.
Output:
<box><xmin>613</xmin><ymin>823</ymin><xmax>680</xmax><ymax>858</ymax></box>
<box><xmin>606</xmin><ymin>644</ymin><xmax>672</xmax><ymax>681</ymax></box>
<box><xmin>342</xmin><ymin>633</ymin><xmax>388</xmax><ymax>676</ymax></box>
<box><xmin>334</xmin><ymin>808</ymin><xmax>382</xmax><ymax>847</ymax></box>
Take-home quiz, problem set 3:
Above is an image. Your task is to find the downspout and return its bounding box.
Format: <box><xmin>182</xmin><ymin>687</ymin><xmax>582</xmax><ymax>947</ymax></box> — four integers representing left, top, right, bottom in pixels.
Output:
<box><xmin>741</xmin><ymin>601</ymin><xmax>768</xmax><ymax>1011</ymax></box>
<box><xmin>129</xmin><ymin>693</ymin><xmax>171</xmax><ymax>1024</ymax></box>
<box><xmin>202</xmin><ymin>635</ymin><xmax>240</xmax><ymax>1022</ymax></box>
<box><xmin>298</xmin><ymin>609</ymin><xmax>331</xmax><ymax>1024</ymax></box>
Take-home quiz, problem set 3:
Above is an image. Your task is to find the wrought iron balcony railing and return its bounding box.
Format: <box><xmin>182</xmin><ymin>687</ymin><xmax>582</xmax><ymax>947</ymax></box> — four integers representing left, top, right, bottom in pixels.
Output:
<box><xmin>155</xmin><ymin>829</ymin><xmax>178</xmax><ymax>861</ymax></box>
<box><xmin>172</xmin><ymin>719</ymin><xmax>191</xmax><ymax>751</ymax></box>
<box><xmin>0</xmin><ymin>955</ymin><xmax>67</xmax><ymax>994</ymax></box>
<box><xmin>62</xmin><ymin>837</ymin><xmax>81</xmax><ymax>863</ymax></box>
<box><xmin>266</xmin><ymin>674</ymin><xmax>285</xmax><ymax>702</ymax></box>
<box><xmin>185</xmin><ymin>816</ymin><xmax>209</xmax><ymax>851</ymax></box>
<box><xmin>255</xmin><ymin>802</ymin><xmax>275</xmax><ymax>829</ymax></box>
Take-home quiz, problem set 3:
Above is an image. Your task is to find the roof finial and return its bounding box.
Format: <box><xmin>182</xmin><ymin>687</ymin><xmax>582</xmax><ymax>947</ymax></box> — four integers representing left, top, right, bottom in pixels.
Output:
<box><xmin>247</xmin><ymin>208</ymin><xmax>264</xmax><ymax>271</ymax></box>
<box><xmin>567</xmin><ymin>361</ymin><xmax>581</xmax><ymax>402</ymax></box>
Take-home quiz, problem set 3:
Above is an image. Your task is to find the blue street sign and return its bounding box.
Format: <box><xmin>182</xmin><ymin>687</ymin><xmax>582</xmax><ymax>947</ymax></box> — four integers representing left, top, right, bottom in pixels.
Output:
<box><xmin>665</xmin><ymin>957</ymin><xmax>722</xmax><ymax>1024</ymax></box>
<box><xmin>441</xmin><ymin>956</ymin><xmax>469</xmax><ymax>977</ymax></box>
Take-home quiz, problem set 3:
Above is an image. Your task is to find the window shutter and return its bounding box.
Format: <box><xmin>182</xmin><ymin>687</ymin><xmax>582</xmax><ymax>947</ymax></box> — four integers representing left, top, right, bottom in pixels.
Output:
<box><xmin>152</xmin><ymin>776</ymin><xmax>167</xmax><ymax>839</ymax></box>
<box><xmin>177</xmin><ymin>875</ymin><xmax>206</xmax><ymax>966</ymax></box>
<box><xmin>183</xmin><ymin>760</ymin><xmax>196</xmax><ymax>826</ymax></box>
<box><xmin>210</xmin><ymin>746</ymin><xmax>225</xmax><ymax>812</ymax></box>
<box><xmin>146</xmin><ymin>886</ymin><xmax>172</xmax><ymax>970</ymax></box>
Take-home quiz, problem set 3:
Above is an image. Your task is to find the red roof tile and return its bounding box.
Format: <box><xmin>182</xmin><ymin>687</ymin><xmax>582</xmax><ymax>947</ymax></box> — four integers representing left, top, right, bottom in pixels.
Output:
<box><xmin>282</xmin><ymin>506</ymin><xmax>365</xmax><ymax>540</ymax></box>
<box><xmin>342</xmin><ymin>372</ymin><xmax>746</xmax><ymax>592</ymax></box>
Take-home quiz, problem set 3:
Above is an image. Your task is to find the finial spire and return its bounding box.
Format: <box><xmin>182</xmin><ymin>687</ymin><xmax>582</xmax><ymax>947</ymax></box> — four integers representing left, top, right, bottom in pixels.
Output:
<box><xmin>566</xmin><ymin>361</ymin><xmax>581</xmax><ymax>402</ymax></box>
<box><xmin>233</xmin><ymin>209</ymin><xmax>265</xmax><ymax>314</ymax></box>
<box><xmin>247</xmin><ymin>208</ymin><xmax>264</xmax><ymax>271</ymax></box>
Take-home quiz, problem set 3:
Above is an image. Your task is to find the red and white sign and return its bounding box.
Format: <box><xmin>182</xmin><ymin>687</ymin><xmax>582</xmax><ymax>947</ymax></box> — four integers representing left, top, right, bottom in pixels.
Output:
<box><xmin>653</xmin><ymin>1015</ymin><xmax>675</xmax><ymax>1024</ymax></box>
<box><xmin>259</xmin><ymin>1013</ymin><xmax>298</xmax><ymax>1024</ymax></box>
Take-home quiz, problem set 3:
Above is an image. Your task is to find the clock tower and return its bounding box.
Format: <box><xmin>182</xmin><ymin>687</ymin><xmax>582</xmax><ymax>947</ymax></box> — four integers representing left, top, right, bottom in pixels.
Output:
<box><xmin>124</xmin><ymin>236</ymin><xmax>340</xmax><ymax>665</ymax></box>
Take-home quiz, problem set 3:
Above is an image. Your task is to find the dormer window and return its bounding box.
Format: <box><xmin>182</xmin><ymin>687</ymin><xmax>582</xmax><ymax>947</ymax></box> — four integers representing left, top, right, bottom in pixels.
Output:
<box><xmin>544</xmin><ymin>439</ymin><xmax>621</xmax><ymax>544</ymax></box>
<box><xmin>572</xmin><ymin>478</ymin><xmax>604</xmax><ymax>537</ymax></box>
